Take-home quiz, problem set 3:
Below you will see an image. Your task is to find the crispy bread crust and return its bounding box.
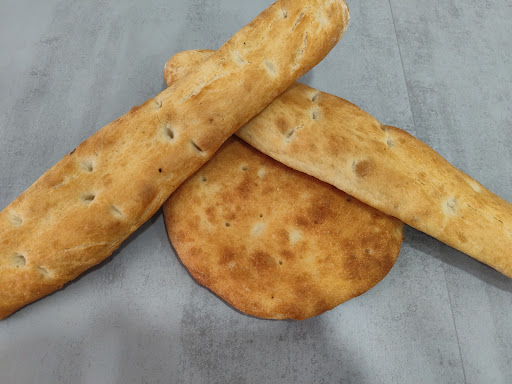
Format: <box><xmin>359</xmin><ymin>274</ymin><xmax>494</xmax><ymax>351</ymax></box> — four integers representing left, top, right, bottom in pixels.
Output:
<box><xmin>164</xmin><ymin>137</ymin><xmax>403</xmax><ymax>320</ymax></box>
<box><xmin>0</xmin><ymin>0</ymin><xmax>350</xmax><ymax>319</ymax></box>
<box><xmin>165</xmin><ymin>48</ymin><xmax>512</xmax><ymax>278</ymax></box>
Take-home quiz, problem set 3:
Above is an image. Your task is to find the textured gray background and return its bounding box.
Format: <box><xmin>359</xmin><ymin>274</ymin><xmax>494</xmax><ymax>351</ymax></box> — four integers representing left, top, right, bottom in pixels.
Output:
<box><xmin>0</xmin><ymin>0</ymin><xmax>511</xmax><ymax>383</ymax></box>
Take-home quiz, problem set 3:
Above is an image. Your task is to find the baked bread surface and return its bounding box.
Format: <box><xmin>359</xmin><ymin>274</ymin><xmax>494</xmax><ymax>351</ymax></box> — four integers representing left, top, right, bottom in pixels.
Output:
<box><xmin>164</xmin><ymin>137</ymin><xmax>403</xmax><ymax>320</ymax></box>
<box><xmin>165</xmin><ymin>48</ymin><xmax>512</xmax><ymax>278</ymax></box>
<box><xmin>238</xmin><ymin>86</ymin><xmax>512</xmax><ymax>278</ymax></box>
<box><xmin>0</xmin><ymin>0</ymin><xmax>350</xmax><ymax>319</ymax></box>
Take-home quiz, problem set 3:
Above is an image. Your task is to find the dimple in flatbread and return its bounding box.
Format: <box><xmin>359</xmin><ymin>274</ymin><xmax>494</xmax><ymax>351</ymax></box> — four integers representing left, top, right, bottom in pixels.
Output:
<box><xmin>164</xmin><ymin>137</ymin><xmax>403</xmax><ymax>320</ymax></box>
<box><xmin>165</xmin><ymin>50</ymin><xmax>512</xmax><ymax>279</ymax></box>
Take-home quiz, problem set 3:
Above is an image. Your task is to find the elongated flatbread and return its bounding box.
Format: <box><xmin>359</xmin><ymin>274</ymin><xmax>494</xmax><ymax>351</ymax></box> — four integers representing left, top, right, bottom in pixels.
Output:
<box><xmin>0</xmin><ymin>0</ymin><xmax>349</xmax><ymax>320</ymax></box>
<box><xmin>165</xmin><ymin>49</ymin><xmax>512</xmax><ymax>278</ymax></box>
<box><xmin>164</xmin><ymin>137</ymin><xmax>403</xmax><ymax>320</ymax></box>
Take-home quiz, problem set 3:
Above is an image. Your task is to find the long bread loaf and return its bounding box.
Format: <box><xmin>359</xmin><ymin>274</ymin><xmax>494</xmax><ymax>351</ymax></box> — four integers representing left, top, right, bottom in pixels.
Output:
<box><xmin>0</xmin><ymin>0</ymin><xmax>350</xmax><ymax>320</ymax></box>
<box><xmin>165</xmin><ymin>49</ymin><xmax>512</xmax><ymax>278</ymax></box>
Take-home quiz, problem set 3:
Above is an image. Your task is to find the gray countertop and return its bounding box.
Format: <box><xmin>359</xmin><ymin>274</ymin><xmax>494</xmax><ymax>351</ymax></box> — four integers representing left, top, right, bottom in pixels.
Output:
<box><xmin>1</xmin><ymin>1</ymin><xmax>511</xmax><ymax>383</ymax></box>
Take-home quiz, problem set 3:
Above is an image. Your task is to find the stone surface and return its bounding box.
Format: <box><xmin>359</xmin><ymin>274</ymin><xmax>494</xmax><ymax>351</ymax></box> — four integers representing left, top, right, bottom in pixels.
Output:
<box><xmin>0</xmin><ymin>0</ymin><xmax>510</xmax><ymax>383</ymax></box>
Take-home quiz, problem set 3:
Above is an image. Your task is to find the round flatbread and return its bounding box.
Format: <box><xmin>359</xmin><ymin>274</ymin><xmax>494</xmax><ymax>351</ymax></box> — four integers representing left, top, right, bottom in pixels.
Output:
<box><xmin>164</xmin><ymin>137</ymin><xmax>403</xmax><ymax>320</ymax></box>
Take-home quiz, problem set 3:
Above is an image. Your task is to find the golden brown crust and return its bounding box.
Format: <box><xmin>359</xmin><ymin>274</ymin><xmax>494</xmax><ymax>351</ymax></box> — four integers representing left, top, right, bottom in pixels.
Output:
<box><xmin>165</xmin><ymin>48</ymin><xmax>512</xmax><ymax>279</ymax></box>
<box><xmin>164</xmin><ymin>138</ymin><xmax>403</xmax><ymax>320</ymax></box>
<box><xmin>164</xmin><ymin>49</ymin><xmax>213</xmax><ymax>88</ymax></box>
<box><xmin>0</xmin><ymin>0</ymin><xmax>350</xmax><ymax>320</ymax></box>
<box><xmin>238</xmin><ymin>89</ymin><xmax>512</xmax><ymax>278</ymax></box>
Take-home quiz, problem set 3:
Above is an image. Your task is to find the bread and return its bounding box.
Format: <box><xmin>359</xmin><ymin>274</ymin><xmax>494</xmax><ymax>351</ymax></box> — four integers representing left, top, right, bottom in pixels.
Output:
<box><xmin>0</xmin><ymin>0</ymin><xmax>350</xmax><ymax>320</ymax></box>
<box><xmin>165</xmin><ymin>49</ymin><xmax>512</xmax><ymax>278</ymax></box>
<box><xmin>164</xmin><ymin>137</ymin><xmax>403</xmax><ymax>320</ymax></box>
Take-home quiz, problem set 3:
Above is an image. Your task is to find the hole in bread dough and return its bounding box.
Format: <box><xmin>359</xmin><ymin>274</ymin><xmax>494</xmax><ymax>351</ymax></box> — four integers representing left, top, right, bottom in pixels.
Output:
<box><xmin>281</xmin><ymin>7</ymin><xmax>288</xmax><ymax>19</ymax></box>
<box><xmin>81</xmin><ymin>160</ymin><xmax>94</xmax><ymax>172</ymax></box>
<box><xmin>110</xmin><ymin>205</ymin><xmax>124</xmax><ymax>219</ymax></box>
<box><xmin>8</xmin><ymin>212</ymin><xmax>23</xmax><ymax>227</ymax></box>
<box><xmin>279</xmin><ymin>260</ymin><xmax>283</xmax><ymax>265</ymax></box>
<box><xmin>252</xmin><ymin>222</ymin><xmax>266</xmax><ymax>235</ymax></box>
<box><xmin>232</xmin><ymin>51</ymin><xmax>248</xmax><ymax>66</ymax></box>
<box><xmin>292</xmin><ymin>12</ymin><xmax>305</xmax><ymax>31</ymax></box>
<box><xmin>201</xmin><ymin>176</ymin><xmax>208</xmax><ymax>182</ymax></box>
<box><xmin>289</xmin><ymin>230</ymin><xmax>301</xmax><ymax>244</ymax></box>
<box><xmin>12</xmin><ymin>254</ymin><xmax>26</xmax><ymax>268</ymax></box>
<box><xmin>158</xmin><ymin>168</ymin><xmax>163</xmax><ymax>173</ymax></box>
<box><xmin>82</xmin><ymin>193</ymin><xmax>96</xmax><ymax>203</ymax></box>
<box><xmin>241</xmin><ymin>165</ymin><xmax>248</xmax><ymax>171</ymax></box>
<box><xmin>311</xmin><ymin>109</ymin><xmax>320</xmax><ymax>121</ymax></box>
<box><xmin>191</xmin><ymin>140</ymin><xmax>205</xmax><ymax>155</ymax></box>
<box><xmin>258</xmin><ymin>168</ymin><xmax>267</xmax><ymax>178</ymax></box>
<box><xmin>364</xmin><ymin>249</ymin><xmax>372</xmax><ymax>255</ymax></box>
<box><xmin>37</xmin><ymin>266</ymin><xmax>51</xmax><ymax>278</ymax></box>
<box><xmin>259</xmin><ymin>213</ymin><xmax>264</xmax><ymax>218</ymax></box>
<box><xmin>292</xmin><ymin>32</ymin><xmax>308</xmax><ymax>71</ymax></box>
<box><xmin>311</xmin><ymin>92</ymin><xmax>321</xmax><ymax>102</ymax></box>
<box><xmin>346</xmin><ymin>196</ymin><xmax>353</xmax><ymax>202</ymax></box>
<box><xmin>264</xmin><ymin>60</ymin><xmax>277</xmax><ymax>77</ymax></box>
<box><xmin>443</xmin><ymin>197</ymin><xmax>458</xmax><ymax>216</ymax></box>
<box><xmin>286</xmin><ymin>124</ymin><xmax>304</xmax><ymax>141</ymax></box>
<box><xmin>225</xmin><ymin>222</ymin><xmax>231</xmax><ymax>227</ymax></box>
<box><xmin>153</xmin><ymin>98</ymin><xmax>162</xmax><ymax>109</ymax></box>
<box><xmin>163</xmin><ymin>124</ymin><xmax>174</xmax><ymax>140</ymax></box>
